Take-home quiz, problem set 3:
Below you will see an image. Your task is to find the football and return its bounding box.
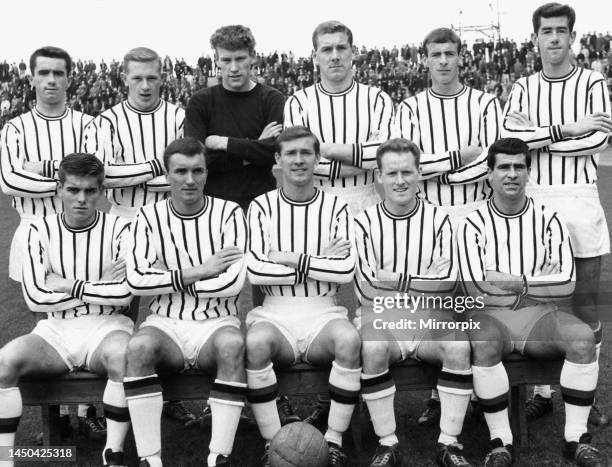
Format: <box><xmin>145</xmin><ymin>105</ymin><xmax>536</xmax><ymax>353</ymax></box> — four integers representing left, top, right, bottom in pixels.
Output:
<box><xmin>269</xmin><ymin>422</ymin><xmax>329</xmax><ymax>467</ymax></box>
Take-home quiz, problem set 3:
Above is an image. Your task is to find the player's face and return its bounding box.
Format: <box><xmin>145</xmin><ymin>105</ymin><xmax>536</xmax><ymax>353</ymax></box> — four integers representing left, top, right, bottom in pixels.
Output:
<box><xmin>488</xmin><ymin>153</ymin><xmax>530</xmax><ymax>202</ymax></box>
<box><xmin>314</xmin><ymin>32</ymin><xmax>353</xmax><ymax>84</ymax></box>
<box><xmin>124</xmin><ymin>60</ymin><xmax>162</xmax><ymax>111</ymax></box>
<box><xmin>166</xmin><ymin>152</ymin><xmax>207</xmax><ymax>206</ymax></box>
<box><xmin>215</xmin><ymin>48</ymin><xmax>255</xmax><ymax>92</ymax></box>
<box><xmin>426</xmin><ymin>42</ymin><xmax>461</xmax><ymax>89</ymax></box>
<box><xmin>59</xmin><ymin>175</ymin><xmax>102</xmax><ymax>227</ymax></box>
<box><xmin>31</xmin><ymin>57</ymin><xmax>69</xmax><ymax>106</ymax></box>
<box><xmin>276</xmin><ymin>137</ymin><xmax>320</xmax><ymax>187</ymax></box>
<box><xmin>376</xmin><ymin>151</ymin><xmax>420</xmax><ymax>209</ymax></box>
<box><xmin>534</xmin><ymin>16</ymin><xmax>575</xmax><ymax>67</ymax></box>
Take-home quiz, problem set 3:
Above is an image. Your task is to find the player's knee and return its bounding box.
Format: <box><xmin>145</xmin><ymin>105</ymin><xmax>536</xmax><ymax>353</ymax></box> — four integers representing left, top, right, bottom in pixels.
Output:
<box><xmin>439</xmin><ymin>338</ymin><xmax>471</xmax><ymax>369</ymax></box>
<box><xmin>246</xmin><ymin>328</ymin><xmax>274</xmax><ymax>367</ymax></box>
<box><xmin>216</xmin><ymin>331</ymin><xmax>245</xmax><ymax>366</ymax></box>
<box><xmin>361</xmin><ymin>340</ymin><xmax>391</xmax><ymax>371</ymax></box>
<box><xmin>332</xmin><ymin>328</ymin><xmax>361</xmax><ymax>365</ymax></box>
<box><xmin>469</xmin><ymin>338</ymin><xmax>503</xmax><ymax>365</ymax></box>
<box><xmin>125</xmin><ymin>334</ymin><xmax>158</xmax><ymax>369</ymax></box>
<box><xmin>565</xmin><ymin>325</ymin><xmax>596</xmax><ymax>363</ymax></box>
<box><xmin>99</xmin><ymin>342</ymin><xmax>128</xmax><ymax>379</ymax></box>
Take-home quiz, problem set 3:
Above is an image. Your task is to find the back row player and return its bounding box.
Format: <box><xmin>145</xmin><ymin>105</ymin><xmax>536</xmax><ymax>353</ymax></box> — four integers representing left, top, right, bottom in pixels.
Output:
<box><xmin>0</xmin><ymin>46</ymin><xmax>107</xmax><ymax>438</ymax></box>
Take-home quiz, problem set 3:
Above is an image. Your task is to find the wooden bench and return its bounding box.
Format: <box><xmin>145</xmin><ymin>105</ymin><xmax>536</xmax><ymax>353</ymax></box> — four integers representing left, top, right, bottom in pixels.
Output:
<box><xmin>20</xmin><ymin>355</ymin><xmax>563</xmax><ymax>456</ymax></box>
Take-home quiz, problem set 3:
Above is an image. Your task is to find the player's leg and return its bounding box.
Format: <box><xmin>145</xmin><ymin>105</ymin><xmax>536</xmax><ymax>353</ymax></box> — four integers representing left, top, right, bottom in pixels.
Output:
<box><xmin>306</xmin><ymin>319</ymin><xmax>361</xmax><ymax>465</ymax></box>
<box><xmin>0</xmin><ymin>334</ymin><xmax>69</xmax><ymax>466</ymax></box>
<box><xmin>416</xmin><ymin>319</ymin><xmax>472</xmax><ymax>466</ymax></box>
<box><xmin>523</xmin><ymin>311</ymin><xmax>603</xmax><ymax>464</ymax></box>
<box><xmin>467</xmin><ymin>314</ymin><xmax>514</xmax><ymax>466</ymax></box>
<box><xmin>196</xmin><ymin>326</ymin><xmax>246</xmax><ymax>467</ymax></box>
<box><xmin>245</xmin><ymin>321</ymin><xmax>295</xmax><ymax>443</ymax></box>
<box><xmin>360</xmin><ymin>330</ymin><xmax>403</xmax><ymax>467</ymax></box>
<box><xmin>124</xmin><ymin>326</ymin><xmax>184</xmax><ymax>467</ymax></box>
<box><xmin>89</xmin><ymin>329</ymin><xmax>132</xmax><ymax>467</ymax></box>
<box><xmin>574</xmin><ymin>256</ymin><xmax>609</xmax><ymax>426</ymax></box>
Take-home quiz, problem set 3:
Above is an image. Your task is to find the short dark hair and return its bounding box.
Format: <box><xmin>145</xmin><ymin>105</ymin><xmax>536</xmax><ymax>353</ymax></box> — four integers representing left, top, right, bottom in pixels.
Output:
<box><xmin>532</xmin><ymin>3</ymin><xmax>576</xmax><ymax>33</ymax></box>
<box><xmin>30</xmin><ymin>46</ymin><xmax>72</xmax><ymax>76</ymax></box>
<box><xmin>312</xmin><ymin>21</ymin><xmax>353</xmax><ymax>50</ymax></box>
<box><xmin>123</xmin><ymin>47</ymin><xmax>162</xmax><ymax>74</ymax></box>
<box><xmin>163</xmin><ymin>137</ymin><xmax>206</xmax><ymax>171</ymax></box>
<box><xmin>58</xmin><ymin>153</ymin><xmax>104</xmax><ymax>187</ymax></box>
<box><xmin>276</xmin><ymin>126</ymin><xmax>320</xmax><ymax>154</ymax></box>
<box><xmin>487</xmin><ymin>138</ymin><xmax>531</xmax><ymax>170</ymax></box>
<box><xmin>423</xmin><ymin>28</ymin><xmax>462</xmax><ymax>55</ymax></box>
<box><xmin>210</xmin><ymin>25</ymin><xmax>256</xmax><ymax>55</ymax></box>
<box><xmin>376</xmin><ymin>138</ymin><xmax>421</xmax><ymax>169</ymax></box>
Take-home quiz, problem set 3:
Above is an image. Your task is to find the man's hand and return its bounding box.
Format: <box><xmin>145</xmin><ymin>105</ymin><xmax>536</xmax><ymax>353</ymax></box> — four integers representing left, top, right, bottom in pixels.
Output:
<box><xmin>200</xmin><ymin>246</ymin><xmax>243</xmax><ymax>279</ymax></box>
<box><xmin>459</xmin><ymin>145</ymin><xmax>482</xmax><ymax>166</ymax></box>
<box><xmin>259</xmin><ymin>121</ymin><xmax>283</xmax><ymax>140</ymax></box>
<box><xmin>506</xmin><ymin>111</ymin><xmax>534</xmax><ymax>127</ymax></box>
<box><xmin>322</xmin><ymin>237</ymin><xmax>351</xmax><ymax>257</ymax></box>
<box><xmin>23</xmin><ymin>161</ymin><xmax>45</xmax><ymax>175</ymax></box>
<box><xmin>101</xmin><ymin>258</ymin><xmax>126</xmax><ymax>281</ymax></box>
<box><xmin>539</xmin><ymin>260</ymin><xmax>560</xmax><ymax>275</ymax></box>
<box><xmin>562</xmin><ymin>112</ymin><xmax>612</xmax><ymax>137</ymax></box>
<box><xmin>368</xmin><ymin>129</ymin><xmax>385</xmax><ymax>142</ymax></box>
<box><xmin>486</xmin><ymin>270</ymin><xmax>523</xmax><ymax>293</ymax></box>
<box><xmin>426</xmin><ymin>257</ymin><xmax>450</xmax><ymax>275</ymax></box>
<box><xmin>205</xmin><ymin>135</ymin><xmax>229</xmax><ymax>151</ymax></box>
<box><xmin>46</xmin><ymin>272</ymin><xmax>73</xmax><ymax>294</ymax></box>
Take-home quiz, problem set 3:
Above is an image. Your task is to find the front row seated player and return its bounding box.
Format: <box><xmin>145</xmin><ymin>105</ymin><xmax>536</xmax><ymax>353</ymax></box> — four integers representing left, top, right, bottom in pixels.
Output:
<box><xmin>355</xmin><ymin>138</ymin><xmax>473</xmax><ymax>467</ymax></box>
<box><xmin>124</xmin><ymin>137</ymin><xmax>247</xmax><ymax>467</ymax></box>
<box><xmin>245</xmin><ymin>126</ymin><xmax>361</xmax><ymax>467</ymax></box>
<box><xmin>0</xmin><ymin>154</ymin><xmax>133</xmax><ymax>467</ymax></box>
<box><xmin>458</xmin><ymin>138</ymin><xmax>602</xmax><ymax>467</ymax></box>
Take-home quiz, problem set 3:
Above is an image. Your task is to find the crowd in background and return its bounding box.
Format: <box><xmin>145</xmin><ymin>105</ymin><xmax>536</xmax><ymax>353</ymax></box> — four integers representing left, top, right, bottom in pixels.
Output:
<box><xmin>1</xmin><ymin>32</ymin><xmax>612</xmax><ymax>128</ymax></box>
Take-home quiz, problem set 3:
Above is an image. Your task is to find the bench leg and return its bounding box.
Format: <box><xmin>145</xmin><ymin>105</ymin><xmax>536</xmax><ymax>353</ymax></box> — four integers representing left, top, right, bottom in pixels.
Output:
<box><xmin>350</xmin><ymin>399</ymin><xmax>363</xmax><ymax>456</ymax></box>
<box><xmin>41</xmin><ymin>404</ymin><xmax>61</xmax><ymax>446</ymax></box>
<box><xmin>509</xmin><ymin>385</ymin><xmax>527</xmax><ymax>452</ymax></box>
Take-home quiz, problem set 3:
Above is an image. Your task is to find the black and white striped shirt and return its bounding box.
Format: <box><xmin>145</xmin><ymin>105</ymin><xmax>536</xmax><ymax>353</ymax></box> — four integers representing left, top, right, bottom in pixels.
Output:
<box><xmin>395</xmin><ymin>86</ymin><xmax>502</xmax><ymax>207</ymax></box>
<box><xmin>501</xmin><ymin>67</ymin><xmax>610</xmax><ymax>185</ymax></box>
<box><xmin>84</xmin><ymin>100</ymin><xmax>184</xmax><ymax>214</ymax></box>
<box><xmin>457</xmin><ymin>198</ymin><xmax>575</xmax><ymax>308</ymax></box>
<box><xmin>354</xmin><ymin>199</ymin><xmax>456</xmax><ymax>304</ymax></box>
<box><xmin>0</xmin><ymin>108</ymin><xmax>93</xmax><ymax>218</ymax></box>
<box><xmin>284</xmin><ymin>81</ymin><xmax>394</xmax><ymax>188</ymax></box>
<box><xmin>22</xmin><ymin>211</ymin><xmax>131</xmax><ymax>318</ymax></box>
<box><xmin>247</xmin><ymin>188</ymin><xmax>355</xmax><ymax>297</ymax></box>
<box><xmin>126</xmin><ymin>197</ymin><xmax>247</xmax><ymax>320</ymax></box>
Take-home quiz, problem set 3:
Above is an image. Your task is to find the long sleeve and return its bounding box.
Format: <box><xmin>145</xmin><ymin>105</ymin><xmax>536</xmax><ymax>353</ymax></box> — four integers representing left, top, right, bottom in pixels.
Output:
<box><xmin>394</xmin><ymin>101</ymin><xmax>461</xmax><ymax>179</ymax></box>
<box><xmin>225</xmin><ymin>90</ymin><xmax>285</xmax><ymax>167</ymax></box>
<box><xmin>297</xmin><ymin>204</ymin><xmax>356</xmax><ymax>284</ymax></box>
<box><xmin>247</xmin><ymin>200</ymin><xmax>300</xmax><ymax>285</ymax></box>
<box><xmin>442</xmin><ymin>97</ymin><xmax>501</xmax><ymax>185</ymax></box>
<box><xmin>546</xmin><ymin>78</ymin><xmax>610</xmax><ymax>157</ymax></box>
<box><xmin>348</xmin><ymin>90</ymin><xmax>394</xmax><ymax>170</ymax></box>
<box><xmin>407</xmin><ymin>215</ymin><xmax>456</xmax><ymax>294</ymax></box>
<box><xmin>457</xmin><ymin>218</ymin><xmax>518</xmax><ymax>308</ymax></box>
<box><xmin>85</xmin><ymin>116</ymin><xmax>164</xmax><ymax>188</ymax></box>
<box><xmin>76</xmin><ymin>222</ymin><xmax>132</xmax><ymax>306</ymax></box>
<box><xmin>524</xmin><ymin>213</ymin><xmax>575</xmax><ymax>300</ymax></box>
<box><xmin>21</xmin><ymin>224</ymin><xmax>81</xmax><ymax>313</ymax></box>
<box><xmin>501</xmin><ymin>80</ymin><xmax>564</xmax><ymax>149</ymax></box>
<box><xmin>126</xmin><ymin>210</ymin><xmax>185</xmax><ymax>295</ymax></box>
<box><xmin>186</xmin><ymin>206</ymin><xmax>247</xmax><ymax>298</ymax></box>
<box><xmin>0</xmin><ymin>122</ymin><xmax>57</xmax><ymax>198</ymax></box>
